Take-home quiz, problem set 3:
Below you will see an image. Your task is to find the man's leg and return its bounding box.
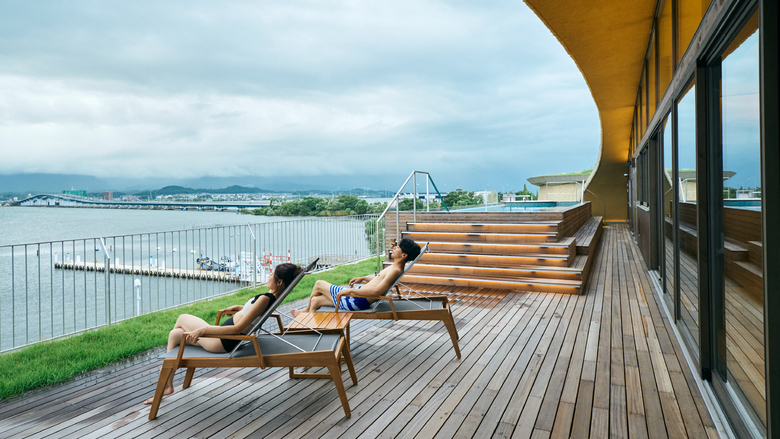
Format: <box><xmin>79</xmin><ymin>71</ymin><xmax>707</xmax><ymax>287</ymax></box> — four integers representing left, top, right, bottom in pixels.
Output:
<box><xmin>291</xmin><ymin>280</ymin><xmax>335</xmax><ymax>316</ymax></box>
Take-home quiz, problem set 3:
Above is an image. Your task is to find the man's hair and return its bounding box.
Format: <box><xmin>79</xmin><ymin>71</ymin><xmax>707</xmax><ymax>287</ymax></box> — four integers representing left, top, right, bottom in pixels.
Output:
<box><xmin>398</xmin><ymin>237</ymin><xmax>421</xmax><ymax>262</ymax></box>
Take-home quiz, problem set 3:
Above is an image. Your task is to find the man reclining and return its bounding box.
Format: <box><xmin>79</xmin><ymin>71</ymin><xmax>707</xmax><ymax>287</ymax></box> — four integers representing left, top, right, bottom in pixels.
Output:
<box><xmin>291</xmin><ymin>237</ymin><xmax>421</xmax><ymax>316</ymax></box>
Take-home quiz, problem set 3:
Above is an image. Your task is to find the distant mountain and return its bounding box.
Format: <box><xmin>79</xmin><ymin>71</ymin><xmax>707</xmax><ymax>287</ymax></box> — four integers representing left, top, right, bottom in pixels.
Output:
<box><xmin>143</xmin><ymin>185</ymin><xmax>274</xmax><ymax>197</ymax></box>
<box><xmin>0</xmin><ymin>172</ymin><xmax>406</xmax><ymax>195</ymax></box>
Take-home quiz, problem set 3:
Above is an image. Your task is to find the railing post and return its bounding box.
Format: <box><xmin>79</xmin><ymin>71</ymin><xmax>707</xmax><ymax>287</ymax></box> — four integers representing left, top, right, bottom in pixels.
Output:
<box><xmin>100</xmin><ymin>238</ymin><xmax>112</xmax><ymax>326</ymax></box>
<box><xmin>413</xmin><ymin>172</ymin><xmax>417</xmax><ymax>222</ymax></box>
<box><xmin>134</xmin><ymin>279</ymin><xmax>139</xmax><ymax>316</ymax></box>
<box><xmin>426</xmin><ymin>174</ymin><xmax>430</xmax><ymax>212</ymax></box>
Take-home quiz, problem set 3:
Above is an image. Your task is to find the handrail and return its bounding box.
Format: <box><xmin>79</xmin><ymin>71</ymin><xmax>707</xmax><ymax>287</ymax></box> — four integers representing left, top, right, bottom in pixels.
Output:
<box><xmin>584</xmin><ymin>188</ymin><xmax>606</xmax><ymax>220</ymax></box>
<box><xmin>375</xmin><ymin>171</ymin><xmax>448</xmax><ymax>273</ymax></box>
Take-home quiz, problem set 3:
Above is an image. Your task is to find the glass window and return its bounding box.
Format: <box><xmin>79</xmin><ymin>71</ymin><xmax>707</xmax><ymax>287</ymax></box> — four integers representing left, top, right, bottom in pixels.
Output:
<box><xmin>677</xmin><ymin>84</ymin><xmax>698</xmax><ymax>354</ymax></box>
<box><xmin>662</xmin><ymin>113</ymin><xmax>675</xmax><ymax>315</ymax></box>
<box><xmin>658</xmin><ymin>0</ymin><xmax>674</xmax><ymax>98</ymax></box>
<box><xmin>720</xmin><ymin>13</ymin><xmax>763</xmax><ymax>428</ymax></box>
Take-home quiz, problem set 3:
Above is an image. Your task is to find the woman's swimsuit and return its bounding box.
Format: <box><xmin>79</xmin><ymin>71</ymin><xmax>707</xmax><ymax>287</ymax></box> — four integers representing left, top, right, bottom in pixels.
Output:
<box><xmin>219</xmin><ymin>292</ymin><xmax>276</xmax><ymax>352</ymax></box>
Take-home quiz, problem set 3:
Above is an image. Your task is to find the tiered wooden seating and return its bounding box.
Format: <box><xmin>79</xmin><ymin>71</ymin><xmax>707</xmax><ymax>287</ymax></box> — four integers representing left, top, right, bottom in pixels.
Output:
<box><xmin>671</xmin><ymin>202</ymin><xmax>764</xmax><ymax>303</ymax></box>
<box><xmin>386</xmin><ymin>211</ymin><xmax>603</xmax><ymax>295</ymax></box>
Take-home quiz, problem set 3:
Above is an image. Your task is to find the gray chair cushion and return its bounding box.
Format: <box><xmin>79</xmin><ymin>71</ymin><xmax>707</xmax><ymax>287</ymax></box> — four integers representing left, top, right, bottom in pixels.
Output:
<box><xmin>316</xmin><ymin>298</ymin><xmax>445</xmax><ymax>314</ymax></box>
<box><xmin>162</xmin><ymin>333</ymin><xmax>342</xmax><ymax>359</ymax></box>
<box><xmin>375</xmin><ymin>299</ymin><xmax>445</xmax><ymax>312</ymax></box>
<box><xmin>317</xmin><ymin>305</ymin><xmax>377</xmax><ymax>314</ymax></box>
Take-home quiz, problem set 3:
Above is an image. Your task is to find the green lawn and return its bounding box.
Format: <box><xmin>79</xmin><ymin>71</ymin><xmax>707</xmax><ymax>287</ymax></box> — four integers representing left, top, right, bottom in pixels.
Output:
<box><xmin>0</xmin><ymin>258</ymin><xmax>380</xmax><ymax>401</ymax></box>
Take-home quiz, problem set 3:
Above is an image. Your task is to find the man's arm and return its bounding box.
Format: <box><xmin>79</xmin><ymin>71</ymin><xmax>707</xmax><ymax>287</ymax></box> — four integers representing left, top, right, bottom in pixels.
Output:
<box><xmin>338</xmin><ymin>267</ymin><xmax>401</xmax><ymax>299</ymax></box>
<box><xmin>348</xmin><ymin>275</ymin><xmax>374</xmax><ymax>287</ymax></box>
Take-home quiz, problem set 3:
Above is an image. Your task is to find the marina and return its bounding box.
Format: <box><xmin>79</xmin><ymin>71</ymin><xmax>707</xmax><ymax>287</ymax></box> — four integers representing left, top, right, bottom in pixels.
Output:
<box><xmin>0</xmin><ymin>209</ymin><xmax>380</xmax><ymax>352</ymax></box>
<box><xmin>54</xmin><ymin>261</ymin><xmax>243</xmax><ymax>281</ymax></box>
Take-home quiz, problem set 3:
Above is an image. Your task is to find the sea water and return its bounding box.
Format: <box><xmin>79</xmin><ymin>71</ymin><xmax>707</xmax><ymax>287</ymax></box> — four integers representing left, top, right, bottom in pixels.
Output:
<box><xmin>0</xmin><ymin>207</ymin><xmax>376</xmax><ymax>351</ymax></box>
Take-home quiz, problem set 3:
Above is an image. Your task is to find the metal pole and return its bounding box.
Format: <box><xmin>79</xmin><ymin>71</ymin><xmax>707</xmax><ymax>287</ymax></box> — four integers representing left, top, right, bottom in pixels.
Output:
<box><xmin>247</xmin><ymin>224</ymin><xmax>257</xmax><ymax>288</ymax></box>
<box><xmin>426</xmin><ymin>174</ymin><xmax>430</xmax><ymax>212</ymax></box>
<box><xmin>100</xmin><ymin>238</ymin><xmax>111</xmax><ymax>325</ymax></box>
<box><xmin>38</xmin><ymin>244</ymin><xmax>41</xmax><ymax>342</ymax></box>
<box><xmin>25</xmin><ymin>245</ymin><xmax>28</xmax><ymax>344</ymax></box>
<box><xmin>12</xmin><ymin>248</ymin><xmax>15</xmax><ymax>348</ymax></box>
<box><xmin>135</xmin><ymin>279</ymin><xmax>142</xmax><ymax>316</ymax></box>
<box><xmin>413</xmin><ymin>172</ymin><xmax>417</xmax><ymax>222</ymax></box>
<box><xmin>376</xmin><ymin>216</ymin><xmax>382</xmax><ymax>273</ymax></box>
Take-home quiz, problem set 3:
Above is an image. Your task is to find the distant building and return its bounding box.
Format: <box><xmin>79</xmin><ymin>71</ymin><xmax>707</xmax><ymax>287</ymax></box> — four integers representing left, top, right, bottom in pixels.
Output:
<box><xmin>502</xmin><ymin>193</ymin><xmax>532</xmax><ymax>202</ymax></box>
<box><xmin>102</xmin><ymin>192</ymin><xmax>113</xmax><ymax>201</ymax></box>
<box><xmin>527</xmin><ymin>171</ymin><xmax>591</xmax><ymax>202</ymax></box>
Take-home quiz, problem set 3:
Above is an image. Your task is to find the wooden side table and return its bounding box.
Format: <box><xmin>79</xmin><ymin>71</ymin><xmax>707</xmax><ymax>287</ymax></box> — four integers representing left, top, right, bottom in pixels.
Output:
<box><xmin>286</xmin><ymin>312</ymin><xmax>354</xmax><ymax>379</ymax></box>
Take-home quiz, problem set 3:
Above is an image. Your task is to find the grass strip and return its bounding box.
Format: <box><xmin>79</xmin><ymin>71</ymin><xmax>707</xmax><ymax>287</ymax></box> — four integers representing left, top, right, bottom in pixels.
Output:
<box><xmin>0</xmin><ymin>257</ymin><xmax>380</xmax><ymax>401</ymax></box>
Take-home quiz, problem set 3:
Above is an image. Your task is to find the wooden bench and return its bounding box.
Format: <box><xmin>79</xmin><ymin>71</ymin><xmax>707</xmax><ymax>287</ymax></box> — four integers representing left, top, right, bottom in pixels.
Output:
<box><xmin>574</xmin><ymin>216</ymin><xmax>603</xmax><ymax>256</ymax></box>
<box><xmin>666</xmin><ymin>217</ymin><xmax>763</xmax><ymax>303</ymax></box>
<box><xmin>666</xmin><ymin>218</ymin><xmax>748</xmax><ymax>257</ymax></box>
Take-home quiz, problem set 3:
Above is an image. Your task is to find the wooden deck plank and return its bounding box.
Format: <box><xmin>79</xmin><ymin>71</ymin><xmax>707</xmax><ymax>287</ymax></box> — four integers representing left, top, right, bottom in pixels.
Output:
<box><xmin>0</xmin><ymin>225</ymin><xmax>723</xmax><ymax>439</ymax></box>
<box><xmin>300</xmin><ymin>292</ymin><xmax>514</xmax><ymax>439</ymax></box>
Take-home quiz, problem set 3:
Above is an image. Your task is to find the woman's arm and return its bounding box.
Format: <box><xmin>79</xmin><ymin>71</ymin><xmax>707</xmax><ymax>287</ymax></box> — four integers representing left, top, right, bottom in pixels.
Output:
<box><xmin>218</xmin><ymin>304</ymin><xmax>243</xmax><ymax>313</ymax></box>
<box><xmin>186</xmin><ymin>297</ymin><xmax>271</xmax><ymax>343</ymax></box>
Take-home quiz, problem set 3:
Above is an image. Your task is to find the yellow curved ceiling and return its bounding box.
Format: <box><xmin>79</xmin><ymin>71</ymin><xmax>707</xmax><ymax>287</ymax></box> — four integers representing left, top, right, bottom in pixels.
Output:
<box><xmin>524</xmin><ymin>0</ymin><xmax>657</xmax><ymax>220</ymax></box>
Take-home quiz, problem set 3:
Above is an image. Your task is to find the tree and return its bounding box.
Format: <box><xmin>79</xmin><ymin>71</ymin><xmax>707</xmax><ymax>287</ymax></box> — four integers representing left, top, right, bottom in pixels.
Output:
<box><xmin>444</xmin><ymin>188</ymin><xmax>483</xmax><ymax>207</ymax></box>
<box><xmin>398</xmin><ymin>198</ymin><xmax>426</xmax><ymax>211</ymax></box>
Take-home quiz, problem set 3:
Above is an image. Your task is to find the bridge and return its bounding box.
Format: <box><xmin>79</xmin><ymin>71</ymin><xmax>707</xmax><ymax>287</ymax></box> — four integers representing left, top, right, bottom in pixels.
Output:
<box><xmin>14</xmin><ymin>194</ymin><xmax>271</xmax><ymax>211</ymax></box>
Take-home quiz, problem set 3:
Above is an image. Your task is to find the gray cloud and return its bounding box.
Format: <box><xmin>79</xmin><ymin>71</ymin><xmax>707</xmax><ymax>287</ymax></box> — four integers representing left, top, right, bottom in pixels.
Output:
<box><xmin>0</xmin><ymin>0</ymin><xmax>599</xmax><ymax>190</ymax></box>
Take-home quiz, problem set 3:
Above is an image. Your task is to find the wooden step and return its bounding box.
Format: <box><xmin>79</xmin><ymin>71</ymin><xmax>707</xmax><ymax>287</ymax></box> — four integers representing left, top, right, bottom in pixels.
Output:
<box><xmin>426</xmin><ymin>237</ymin><xmax>575</xmax><ymax>257</ymax></box>
<box><xmin>748</xmin><ymin>241</ymin><xmax>762</xmax><ymax>269</ymax></box>
<box><xmin>732</xmin><ymin>260</ymin><xmax>763</xmax><ymax>303</ymax></box>
<box><xmin>724</xmin><ymin>238</ymin><xmax>749</xmax><ymax>265</ymax></box>
<box><xmin>406</xmin><ymin>222</ymin><xmax>560</xmax><ymax>236</ymax></box>
<box><xmin>404</xmin><ymin>263</ymin><xmax>582</xmax><ymax>281</ymax></box>
<box><xmin>400</xmin><ymin>274</ymin><xmax>582</xmax><ymax>294</ymax></box>
<box><xmin>401</xmin><ymin>231</ymin><xmax>556</xmax><ymax>244</ymax></box>
<box><xmin>574</xmin><ymin>216</ymin><xmax>603</xmax><ymax>255</ymax></box>
<box><xmin>419</xmin><ymin>252</ymin><xmax>571</xmax><ymax>268</ymax></box>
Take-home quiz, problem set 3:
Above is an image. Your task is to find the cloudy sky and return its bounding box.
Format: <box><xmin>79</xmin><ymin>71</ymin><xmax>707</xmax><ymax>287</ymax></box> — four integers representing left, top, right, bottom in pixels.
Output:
<box><xmin>0</xmin><ymin>0</ymin><xmax>600</xmax><ymax>192</ymax></box>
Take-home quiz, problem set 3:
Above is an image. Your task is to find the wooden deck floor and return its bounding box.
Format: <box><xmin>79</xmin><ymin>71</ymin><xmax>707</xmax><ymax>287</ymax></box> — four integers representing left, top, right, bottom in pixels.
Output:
<box><xmin>0</xmin><ymin>224</ymin><xmax>721</xmax><ymax>438</ymax></box>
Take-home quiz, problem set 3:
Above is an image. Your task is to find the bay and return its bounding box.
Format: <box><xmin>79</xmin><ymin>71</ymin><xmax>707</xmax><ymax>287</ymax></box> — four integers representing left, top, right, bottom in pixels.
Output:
<box><xmin>0</xmin><ymin>206</ymin><xmax>382</xmax><ymax>351</ymax></box>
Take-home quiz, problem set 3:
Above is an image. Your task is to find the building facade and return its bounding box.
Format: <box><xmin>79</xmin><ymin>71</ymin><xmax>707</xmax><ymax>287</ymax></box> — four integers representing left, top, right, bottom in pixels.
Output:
<box><xmin>526</xmin><ymin>0</ymin><xmax>779</xmax><ymax>436</ymax></box>
<box><xmin>527</xmin><ymin>172</ymin><xmax>591</xmax><ymax>202</ymax></box>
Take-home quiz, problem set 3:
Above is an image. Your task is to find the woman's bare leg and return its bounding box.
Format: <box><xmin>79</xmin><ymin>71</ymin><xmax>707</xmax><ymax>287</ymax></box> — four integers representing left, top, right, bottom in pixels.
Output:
<box><xmin>144</xmin><ymin>314</ymin><xmax>225</xmax><ymax>404</ymax></box>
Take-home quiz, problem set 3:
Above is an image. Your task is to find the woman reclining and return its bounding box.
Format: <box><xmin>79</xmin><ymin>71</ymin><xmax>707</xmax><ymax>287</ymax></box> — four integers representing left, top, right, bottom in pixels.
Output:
<box><xmin>143</xmin><ymin>262</ymin><xmax>303</xmax><ymax>404</ymax></box>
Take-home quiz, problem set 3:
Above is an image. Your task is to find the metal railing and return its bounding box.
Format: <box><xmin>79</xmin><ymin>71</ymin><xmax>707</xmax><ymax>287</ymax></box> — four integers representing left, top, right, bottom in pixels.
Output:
<box><xmin>375</xmin><ymin>171</ymin><xmax>448</xmax><ymax>272</ymax></box>
<box><xmin>0</xmin><ymin>214</ymin><xmax>379</xmax><ymax>352</ymax></box>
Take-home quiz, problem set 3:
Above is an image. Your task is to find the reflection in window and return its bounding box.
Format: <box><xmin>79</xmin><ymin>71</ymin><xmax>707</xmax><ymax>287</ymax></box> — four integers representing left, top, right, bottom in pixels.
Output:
<box><xmin>677</xmin><ymin>85</ymin><xmax>698</xmax><ymax>352</ymax></box>
<box><xmin>662</xmin><ymin>114</ymin><xmax>675</xmax><ymax>316</ymax></box>
<box><xmin>721</xmin><ymin>20</ymin><xmax>764</xmax><ymax>429</ymax></box>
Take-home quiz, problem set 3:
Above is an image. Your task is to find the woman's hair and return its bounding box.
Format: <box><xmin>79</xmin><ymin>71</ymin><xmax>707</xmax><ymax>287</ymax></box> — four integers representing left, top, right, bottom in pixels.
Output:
<box><xmin>273</xmin><ymin>263</ymin><xmax>304</xmax><ymax>290</ymax></box>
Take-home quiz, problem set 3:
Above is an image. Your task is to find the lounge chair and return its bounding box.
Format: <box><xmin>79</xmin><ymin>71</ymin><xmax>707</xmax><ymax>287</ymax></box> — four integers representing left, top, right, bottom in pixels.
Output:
<box><xmin>316</xmin><ymin>244</ymin><xmax>461</xmax><ymax>358</ymax></box>
<box><xmin>148</xmin><ymin>259</ymin><xmax>358</xmax><ymax>420</ymax></box>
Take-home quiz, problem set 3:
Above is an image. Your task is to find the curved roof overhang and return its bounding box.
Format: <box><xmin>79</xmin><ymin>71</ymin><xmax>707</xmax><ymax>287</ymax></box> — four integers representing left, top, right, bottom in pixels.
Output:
<box><xmin>524</xmin><ymin>0</ymin><xmax>657</xmax><ymax>220</ymax></box>
<box><xmin>527</xmin><ymin>173</ymin><xmax>590</xmax><ymax>186</ymax></box>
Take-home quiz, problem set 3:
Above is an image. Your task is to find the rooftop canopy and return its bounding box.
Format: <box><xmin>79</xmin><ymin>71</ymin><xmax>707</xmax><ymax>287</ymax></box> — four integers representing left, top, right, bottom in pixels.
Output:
<box><xmin>525</xmin><ymin>0</ymin><xmax>657</xmax><ymax>220</ymax></box>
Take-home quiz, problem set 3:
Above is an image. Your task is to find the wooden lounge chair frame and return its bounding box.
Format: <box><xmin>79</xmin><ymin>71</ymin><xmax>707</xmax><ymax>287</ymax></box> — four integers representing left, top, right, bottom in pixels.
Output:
<box><xmin>319</xmin><ymin>243</ymin><xmax>461</xmax><ymax>358</ymax></box>
<box><xmin>148</xmin><ymin>259</ymin><xmax>358</xmax><ymax>420</ymax></box>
